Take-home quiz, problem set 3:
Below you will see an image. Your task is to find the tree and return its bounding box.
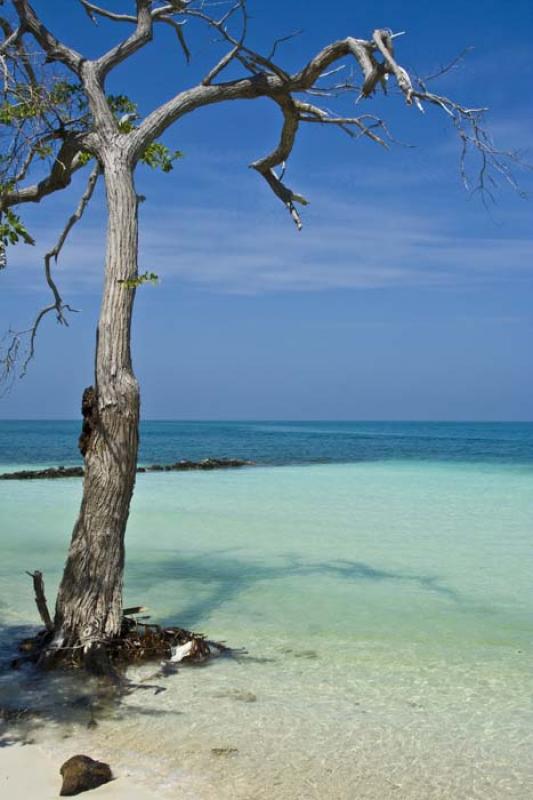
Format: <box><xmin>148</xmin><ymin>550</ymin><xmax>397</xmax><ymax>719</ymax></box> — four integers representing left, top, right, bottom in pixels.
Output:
<box><xmin>0</xmin><ymin>1</ymin><xmax>519</xmax><ymax>669</ymax></box>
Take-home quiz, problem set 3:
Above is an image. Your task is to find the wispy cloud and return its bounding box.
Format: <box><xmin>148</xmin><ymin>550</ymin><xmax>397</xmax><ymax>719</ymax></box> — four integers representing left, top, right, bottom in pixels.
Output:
<box><xmin>3</xmin><ymin>174</ymin><xmax>532</xmax><ymax>296</ymax></box>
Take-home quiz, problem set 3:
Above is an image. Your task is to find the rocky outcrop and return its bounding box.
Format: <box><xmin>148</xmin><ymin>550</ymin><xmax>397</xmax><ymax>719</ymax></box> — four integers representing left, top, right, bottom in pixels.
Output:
<box><xmin>0</xmin><ymin>458</ymin><xmax>253</xmax><ymax>481</ymax></box>
<box><xmin>59</xmin><ymin>755</ymin><xmax>112</xmax><ymax>796</ymax></box>
<box><xmin>0</xmin><ymin>466</ymin><xmax>84</xmax><ymax>480</ymax></box>
<box><xmin>137</xmin><ymin>457</ymin><xmax>253</xmax><ymax>473</ymax></box>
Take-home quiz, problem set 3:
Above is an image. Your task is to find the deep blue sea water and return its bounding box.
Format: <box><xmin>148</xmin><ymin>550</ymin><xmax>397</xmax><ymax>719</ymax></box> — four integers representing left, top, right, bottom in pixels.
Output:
<box><xmin>0</xmin><ymin>419</ymin><xmax>532</xmax><ymax>468</ymax></box>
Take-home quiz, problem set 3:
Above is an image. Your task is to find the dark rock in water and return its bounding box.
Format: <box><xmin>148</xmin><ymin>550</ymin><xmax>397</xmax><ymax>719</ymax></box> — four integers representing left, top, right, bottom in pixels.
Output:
<box><xmin>60</xmin><ymin>755</ymin><xmax>112</xmax><ymax>796</ymax></box>
<box><xmin>0</xmin><ymin>458</ymin><xmax>253</xmax><ymax>481</ymax></box>
<box><xmin>0</xmin><ymin>466</ymin><xmax>84</xmax><ymax>480</ymax></box>
<box><xmin>143</xmin><ymin>457</ymin><xmax>253</xmax><ymax>473</ymax></box>
<box><xmin>211</xmin><ymin>746</ymin><xmax>239</xmax><ymax>756</ymax></box>
<box><xmin>214</xmin><ymin>688</ymin><xmax>257</xmax><ymax>703</ymax></box>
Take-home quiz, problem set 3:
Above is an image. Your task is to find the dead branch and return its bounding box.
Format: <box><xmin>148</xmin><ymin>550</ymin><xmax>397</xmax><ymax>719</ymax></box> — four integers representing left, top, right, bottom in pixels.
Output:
<box><xmin>202</xmin><ymin>2</ymin><xmax>248</xmax><ymax>85</ymax></box>
<box><xmin>79</xmin><ymin>0</ymin><xmax>137</xmax><ymax>24</ymax></box>
<box><xmin>24</xmin><ymin>162</ymin><xmax>100</xmax><ymax>371</ymax></box>
<box><xmin>12</xmin><ymin>0</ymin><xmax>82</xmax><ymax>73</ymax></box>
<box><xmin>96</xmin><ymin>0</ymin><xmax>154</xmax><ymax>79</ymax></box>
<box><xmin>0</xmin><ymin>137</ymin><xmax>87</xmax><ymax>210</ymax></box>
<box><xmin>419</xmin><ymin>46</ymin><xmax>475</xmax><ymax>85</ymax></box>
<box><xmin>294</xmin><ymin>100</ymin><xmax>390</xmax><ymax>148</ymax></box>
<box><xmin>79</xmin><ymin>0</ymin><xmax>191</xmax><ymax>61</ymax></box>
<box><xmin>372</xmin><ymin>28</ymin><xmax>418</xmax><ymax>106</ymax></box>
<box><xmin>9</xmin><ymin>1</ymin><xmax>522</xmax><ymax>229</ymax></box>
<box><xmin>26</xmin><ymin>570</ymin><xmax>53</xmax><ymax>631</ymax></box>
<box><xmin>1</xmin><ymin>163</ymin><xmax>100</xmax><ymax>383</ymax></box>
<box><xmin>250</xmin><ymin>95</ymin><xmax>307</xmax><ymax>230</ymax></box>
<box><xmin>158</xmin><ymin>14</ymin><xmax>190</xmax><ymax>62</ymax></box>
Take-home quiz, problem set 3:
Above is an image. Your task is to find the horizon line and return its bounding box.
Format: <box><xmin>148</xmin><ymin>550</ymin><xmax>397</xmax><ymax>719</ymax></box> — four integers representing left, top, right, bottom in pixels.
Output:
<box><xmin>1</xmin><ymin>418</ymin><xmax>532</xmax><ymax>424</ymax></box>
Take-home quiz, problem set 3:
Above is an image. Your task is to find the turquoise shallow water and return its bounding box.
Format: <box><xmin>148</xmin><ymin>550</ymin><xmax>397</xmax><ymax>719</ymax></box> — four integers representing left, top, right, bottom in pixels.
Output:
<box><xmin>1</xmin><ymin>423</ymin><xmax>532</xmax><ymax>798</ymax></box>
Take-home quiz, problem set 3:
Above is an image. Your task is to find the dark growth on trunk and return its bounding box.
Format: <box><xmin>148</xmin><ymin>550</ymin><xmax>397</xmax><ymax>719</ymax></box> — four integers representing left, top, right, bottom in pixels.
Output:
<box><xmin>78</xmin><ymin>385</ymin><xmax>98</xmax><ymax>457</ymax></box>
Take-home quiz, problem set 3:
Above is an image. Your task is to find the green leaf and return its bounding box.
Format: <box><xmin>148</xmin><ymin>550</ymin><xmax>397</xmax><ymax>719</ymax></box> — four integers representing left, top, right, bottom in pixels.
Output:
<box><xmin>0</xmin><ymin>209</ymin><xmax>35</xmax><ymax>247</ymax></box>
<box><xmin>117</xmin><ymin>271</ymin><xmax>159</xmax><ymax>289</ymax></box>
<box><xmin>107</xmin><ymin>94</ymin><xmax>138</xmax><ymax>116</ymax></box>
<box><xmin>77</xmin><ymin>151</ymin><xmax>94</xmax><ymax>166</ymax></box>
<box><xmin>140</xmin><ymin>142</ymin><xmax>183</xmax><ymax>173</ymax></box>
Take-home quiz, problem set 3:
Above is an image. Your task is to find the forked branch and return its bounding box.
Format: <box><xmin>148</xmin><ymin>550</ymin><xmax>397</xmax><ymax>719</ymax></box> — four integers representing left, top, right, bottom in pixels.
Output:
<box><xmin>250</xmin><ymin>95</ymin><xmax>308</xmax><ymax>230</ymax></box>
<box><xmin>12</xmin><ymin>0</ymin><xmax>82</xmax><ymax>73</ymax></box>
<box><xmin>96</xmin><ymin>0</ymin><xmax>154</xmax><ymax>79</ymax></box>
<box><xmin>1</xmin><ymin>137</ymin><xmax>88</xmax><ymax>209</ymax></box>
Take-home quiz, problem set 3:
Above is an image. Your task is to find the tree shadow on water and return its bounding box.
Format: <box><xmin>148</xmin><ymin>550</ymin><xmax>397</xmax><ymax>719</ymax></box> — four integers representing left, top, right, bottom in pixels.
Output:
<box><xmin>126</xmin><ymin>549</ymin><xmax>464</xmax><ymax>631</ymax></box>
<box><xmin>0</xmin><ymin>552</ymin><xmax>468</xmax><ymax>748</ymax></box>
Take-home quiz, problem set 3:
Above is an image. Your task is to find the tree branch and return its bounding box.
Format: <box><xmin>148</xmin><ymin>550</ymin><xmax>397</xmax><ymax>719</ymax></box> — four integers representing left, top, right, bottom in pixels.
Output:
<box><xmin>0</xmin><ymin>12</ymin><xmax>37</xmax><ymax>86</ymax></box>
<box><xmin>12</xmin><ymin>0</ymin><xmax>82</xmax><ymax>73</ymax></box>
<box><xmin>4</xmin><ymin>4</ymin><xmax>525</xmax><ymax>239</ymax></box>
<box><xmin>131</xmin><ymin>37</ymin><xmax>360</xmax><ymax>151</ymax></box>
<box><xmin>1</xmin><ymin>163</ymin><xmax>100</xmax><ymax>383</ymax></box>
<box><xmin>372</xmin><ymin>28</ymin><xmax>417</xmax><ymax>106</ymax></box>
<box><xmin>78</xmin><ymin>1</ymin><xmax>190</xmax><ymax>62</ymax></box>
<box><xmin>0</xmin><ymin>15</ymin><xmax>21</xmax><ymax>56</ymax></box>
<box><xmin>79</xmin><ymin>1</ymin><xmax>137</xmax><ymax>24</ymax></box>
<box><xmin>294</xmin><ymin>100</ymin><xmax>391</xmax><ymax>148</ymax></box>
<box><xmin>250</xmin><ymin>95</ymin><xmax>307</xmax><ymax>230</ymax></box>
<box><xmin>95</xmin><ymin>0</ymin><xmax>154</xmax><ymax>80</ymax></box>
<box><xmin>201</xmin><ymin>2</ymin><xmax>248</xmax><ymax>84</ymax></box>
<box><xmin>0</xmin><ymin>137</ymin><xmax>86</xmax><ymax>210</ymax></box>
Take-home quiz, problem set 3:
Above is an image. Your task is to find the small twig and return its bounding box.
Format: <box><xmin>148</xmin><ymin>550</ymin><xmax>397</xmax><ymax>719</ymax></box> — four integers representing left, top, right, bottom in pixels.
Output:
<box><xmin>420</xmin><ymin>46</ymin><xmax>474</xmax><ymax>85</ymax></box>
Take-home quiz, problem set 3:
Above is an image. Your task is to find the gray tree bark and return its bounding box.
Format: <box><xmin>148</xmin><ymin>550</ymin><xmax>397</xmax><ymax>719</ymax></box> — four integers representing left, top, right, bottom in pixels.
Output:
<box><xmin>52</xmin><ymin>149</ymin><xmax>140</xmax><ymax>657</ymax></box>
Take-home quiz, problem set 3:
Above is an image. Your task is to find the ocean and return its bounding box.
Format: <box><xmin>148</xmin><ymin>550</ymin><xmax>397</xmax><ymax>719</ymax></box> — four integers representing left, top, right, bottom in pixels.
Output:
<box><xmin>1</xmin><ymin>421</ymin><xmax>532</xmax><ymax>799</ymax></box>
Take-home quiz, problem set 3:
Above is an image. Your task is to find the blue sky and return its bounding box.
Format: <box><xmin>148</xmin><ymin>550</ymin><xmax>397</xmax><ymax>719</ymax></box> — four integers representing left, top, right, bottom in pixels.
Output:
<box><xmin>1</xmin><ymin>0</ymin><xmax>532</xmax><ymax>420</ymax></box>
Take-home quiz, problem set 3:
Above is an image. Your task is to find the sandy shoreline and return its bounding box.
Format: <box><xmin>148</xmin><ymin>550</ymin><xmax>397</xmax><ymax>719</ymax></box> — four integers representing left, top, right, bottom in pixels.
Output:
<box><xmin>0</xmin><ymin>743</ymin><xmax>161</xmax><ymax>799</ymax></box>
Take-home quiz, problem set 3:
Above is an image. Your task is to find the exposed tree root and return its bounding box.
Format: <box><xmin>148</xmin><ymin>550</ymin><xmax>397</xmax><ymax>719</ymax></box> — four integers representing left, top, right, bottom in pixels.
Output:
<box><xmin>10</xmin><ymin>572</ymin><xmax>241</xmax><ymax>686</ymax></box>
<box><xmin>12</xmin><ymin>615</ymin><xmax>236</xmax><ymax>677</ymax></box>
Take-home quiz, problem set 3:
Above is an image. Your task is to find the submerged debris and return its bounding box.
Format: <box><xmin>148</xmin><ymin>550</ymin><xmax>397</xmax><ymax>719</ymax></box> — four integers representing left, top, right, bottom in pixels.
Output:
<box><xmin>211</xmin><ymin>746</ymin><xmax>239</xmax><ymax>756</ymax></box>
<box><xmin>113</xmin><ymin>616</ymin><xmax>232</xmax><ymax>667</ymax></box>
<box><xmin>0</xmin><ymin>706</ymin><xmax>34</xmax><ymax>722</ymax></box>
<box><xmin>213</xmin><ymin>688</ymin><xmax>257</xmax><ymax>703</ymax></box>
<box><xmin>12</xmin><ymin>571</ymin><xmax>243</xmax><ymax>677</ymax></box>
<box><xmin>13</xmin><ymin>613</ymin><xmax>238</xmax><ymax>674</ymax></box>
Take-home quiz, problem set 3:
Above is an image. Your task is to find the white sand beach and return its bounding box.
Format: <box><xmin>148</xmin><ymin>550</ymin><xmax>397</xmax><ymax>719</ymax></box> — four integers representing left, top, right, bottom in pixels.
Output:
<box><xmin>1</xmin><ymin>743</ymin><xmax>160</xmax><ymax>800</ymax></box>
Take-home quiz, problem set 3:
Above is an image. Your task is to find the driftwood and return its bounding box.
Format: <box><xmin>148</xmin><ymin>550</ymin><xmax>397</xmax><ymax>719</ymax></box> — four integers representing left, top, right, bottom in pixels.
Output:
<box><xmin>0</xmin><ymin>458</ymin><xmax>253</xmax><ymax>481</ymax></box>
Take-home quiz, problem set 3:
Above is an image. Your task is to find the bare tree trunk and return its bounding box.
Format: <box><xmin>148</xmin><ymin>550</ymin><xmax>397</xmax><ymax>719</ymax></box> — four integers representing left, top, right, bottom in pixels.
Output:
<box><xmin>52</xmin><ymin>152</ymin><xmax>140</xmax><ymax>661</ymax></box>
